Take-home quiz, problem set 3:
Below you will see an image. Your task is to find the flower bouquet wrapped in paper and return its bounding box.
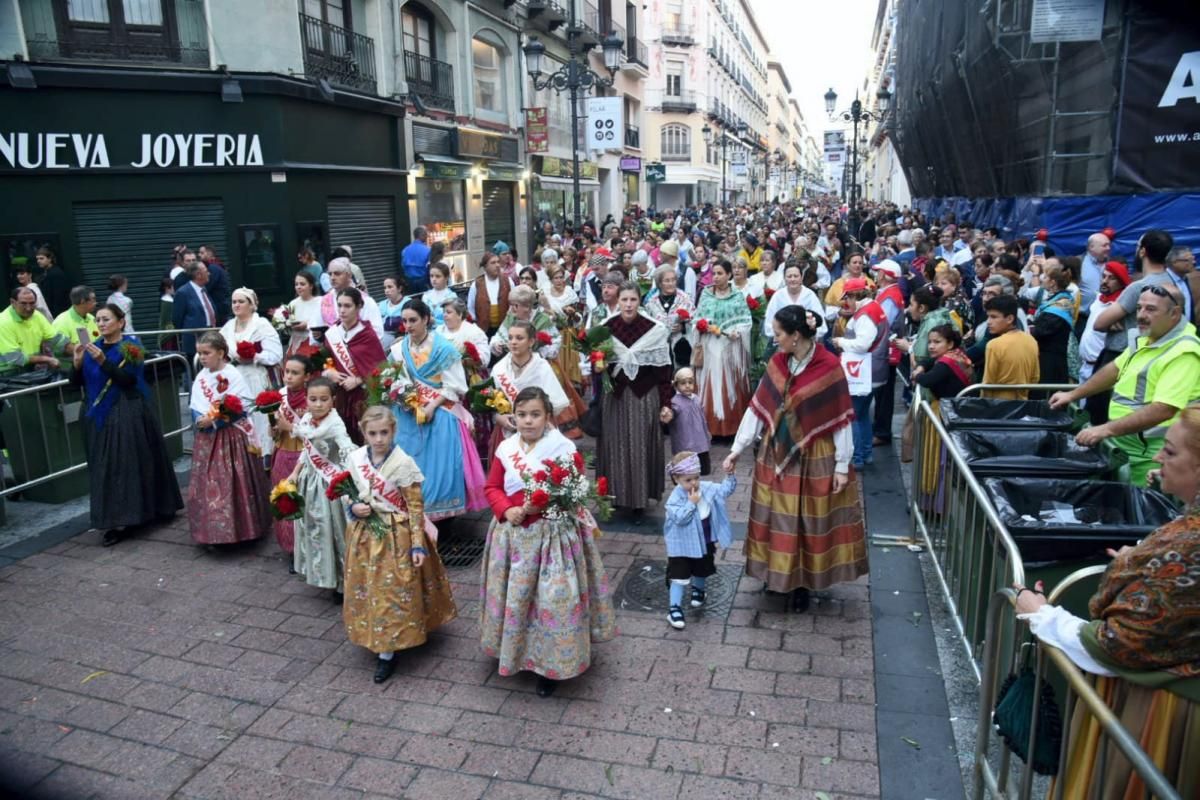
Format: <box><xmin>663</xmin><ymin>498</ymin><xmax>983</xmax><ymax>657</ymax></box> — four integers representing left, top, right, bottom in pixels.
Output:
<box><xmin>325</xmin><ymin>470</ymin><xmax>389</xmax><ymax>538</ymax></box>
<box><xmin>466</xmin><ymin>378</ymin><xmax>513</xmax><ymax>415</ymax></box>
<box><xmin>520</xmin><ymin>451</ymin><xmax>613</xmax><ymax>522</ymax></box>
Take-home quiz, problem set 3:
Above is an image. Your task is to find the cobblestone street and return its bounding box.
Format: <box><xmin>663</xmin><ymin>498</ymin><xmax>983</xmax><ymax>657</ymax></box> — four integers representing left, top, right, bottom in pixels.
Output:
<box><xmin>0</xmin><ymin>440</ymin><xmax>882</xmax><ymax>800</ymax></box>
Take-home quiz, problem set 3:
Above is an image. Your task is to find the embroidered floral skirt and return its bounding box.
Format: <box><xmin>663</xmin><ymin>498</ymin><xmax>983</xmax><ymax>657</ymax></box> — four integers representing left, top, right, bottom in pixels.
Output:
<box><xmin>480</xmin><ymin>516</ymin><xmax>617</xmax><ymax>679</ymax></box>
<box><xmin>293</xmin><ymin>464</ymin><xmax>346</xmax><ymax>590</ymax></box>
<box><xmin>343</xmin><ymin>511</ymin><xmax>457</xmax><ymax>654</ymax></box>
<box><xmin>187</xmin><ymin>427</ymin><xmax>270</xmax><ymax>545</ymax></box>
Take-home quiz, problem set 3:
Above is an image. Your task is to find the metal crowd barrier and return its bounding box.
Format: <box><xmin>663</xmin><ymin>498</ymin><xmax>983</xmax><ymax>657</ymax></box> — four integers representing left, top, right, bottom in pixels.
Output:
<box><xmin>906</xmin><ymin>383</ymin><xmax>1184</xmax><ymax>799</ymax></box>
<box><xmin>0</xmin><ymin>352</ymin><xmax>193</xmax><ymax>501</ymax></box>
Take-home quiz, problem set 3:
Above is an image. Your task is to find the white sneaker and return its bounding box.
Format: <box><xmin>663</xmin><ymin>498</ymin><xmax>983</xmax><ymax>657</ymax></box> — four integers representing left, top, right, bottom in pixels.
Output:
<box><xmin>668</xmin><ymin>605</ymin><xmax>686</xmax><ymax>629</ymax></box>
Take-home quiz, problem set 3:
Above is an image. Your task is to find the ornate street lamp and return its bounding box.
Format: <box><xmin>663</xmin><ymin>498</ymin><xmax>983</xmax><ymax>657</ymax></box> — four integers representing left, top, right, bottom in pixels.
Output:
<box><xmin>702</xmin><ymin>120</ymin><xmax>745</xmax><ymax>204</ymax></box>
<box><xmin>523</xmin><ymin>18</ymin><xmax>623</xmax><ymax>229</ymax></box>
<box><xmin>824</xmin><ymin>86</ymin><xmax>892</xmax><ymax>237</ymax></box>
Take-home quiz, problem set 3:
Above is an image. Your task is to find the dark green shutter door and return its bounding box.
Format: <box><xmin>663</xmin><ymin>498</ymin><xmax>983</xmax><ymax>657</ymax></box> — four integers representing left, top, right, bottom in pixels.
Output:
<box><xmin>74</xmin><ymin>199</ymin><xmax>226</xmax><ymax>335</ymax></box>
<box><xmin>327</xmin><ymin>197</ymin><xmax>397</xmax><ymax>298</ymax></box>
<box><xmin>482</xmin><ymin>181</ymin><xmax>515</xmax><ymax>256</ymax></box>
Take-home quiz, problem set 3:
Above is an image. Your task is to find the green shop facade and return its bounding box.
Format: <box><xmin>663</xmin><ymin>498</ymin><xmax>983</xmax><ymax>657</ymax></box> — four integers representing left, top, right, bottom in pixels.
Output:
<box><xmin>0</xmin><ymin>64</ymin><xmax>412</xmax><ymax>322</ymax></box>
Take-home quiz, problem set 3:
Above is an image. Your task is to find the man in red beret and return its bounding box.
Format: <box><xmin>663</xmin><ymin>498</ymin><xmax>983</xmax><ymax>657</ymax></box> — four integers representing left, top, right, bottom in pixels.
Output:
<box><xmin>1076</xmin><ymin>260</ymin><xmax>1131</xmax><ymax>424</ymax></box>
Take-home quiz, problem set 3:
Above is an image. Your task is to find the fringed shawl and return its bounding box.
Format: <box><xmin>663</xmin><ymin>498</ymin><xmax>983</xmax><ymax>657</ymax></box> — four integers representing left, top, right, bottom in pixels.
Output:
<box><xmin>749</xmin><ymin>348</ymin><xmax>854</xmax><ymax>474</ymax></box>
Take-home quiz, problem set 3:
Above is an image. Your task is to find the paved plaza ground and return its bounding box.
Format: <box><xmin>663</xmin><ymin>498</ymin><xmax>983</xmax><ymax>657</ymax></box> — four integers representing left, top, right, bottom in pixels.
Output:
<box><xmin>0</xmin><ymin>438</ymin><xmax>913</xmax><ymax>800</ymax></box>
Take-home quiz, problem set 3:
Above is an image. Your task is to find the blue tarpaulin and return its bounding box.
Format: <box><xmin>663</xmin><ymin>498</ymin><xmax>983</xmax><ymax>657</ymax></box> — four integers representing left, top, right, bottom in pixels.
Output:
<box><xmin>912</xmin><ymin>192</ymin><xmax>1200</xmax><ymax>260</ymax></box>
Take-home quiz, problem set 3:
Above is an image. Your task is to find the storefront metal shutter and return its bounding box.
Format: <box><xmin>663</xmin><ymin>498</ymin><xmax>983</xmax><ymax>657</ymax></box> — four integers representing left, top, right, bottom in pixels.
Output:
<box><xmin>74</xmin><ymin>199</ymin><xmax>226</xmax><ymax>335</ymax></box>
<box><xmin>481</xmin><ymin>181</ymin><xmax>515</xmax><ymax>257</ymax></box>
<box><xmin>327</xmin><ymin>196</ymin><xmax>397</xmax><ymax>297</ymax></box>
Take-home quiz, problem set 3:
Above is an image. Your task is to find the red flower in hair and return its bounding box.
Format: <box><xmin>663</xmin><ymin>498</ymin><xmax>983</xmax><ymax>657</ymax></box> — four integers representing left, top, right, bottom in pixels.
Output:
<box><xmin>530</xmin><ymin>489</ymin><xmax>550</xmax><ymax>508</ymax></box>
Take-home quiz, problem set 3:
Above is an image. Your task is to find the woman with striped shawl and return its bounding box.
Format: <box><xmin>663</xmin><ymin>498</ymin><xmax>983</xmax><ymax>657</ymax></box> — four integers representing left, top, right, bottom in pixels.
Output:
<box><xmin>723</xmin><ymin>306</ymin><xmax>867</xmax><ymax>612</ymax></box>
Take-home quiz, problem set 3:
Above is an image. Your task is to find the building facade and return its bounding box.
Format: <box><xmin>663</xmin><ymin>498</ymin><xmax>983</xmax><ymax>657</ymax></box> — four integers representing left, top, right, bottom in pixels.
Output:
<box><xmin>521</xmin><ymin>0</ymin><xmax>650</xmax><ymax>240</ymax></box>
<box><xmin>643</xmin><ymin>0</ymin><xmax>770</xmax><ymax>210</ymax></box>
<box><xmin>860</xmin><ymin>0</ymin><xmax>910</xmax><ymax>207</ymax></box>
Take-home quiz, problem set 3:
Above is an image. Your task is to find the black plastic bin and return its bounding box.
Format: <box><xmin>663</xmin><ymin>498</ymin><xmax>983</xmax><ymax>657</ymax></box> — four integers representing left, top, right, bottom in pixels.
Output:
<box><xmin>950</xmin><ymin>430</ymin><xmax>1118</xmax><ymax>479</ymax></box>
<box><xmin>984</xmin><ymin>478</ymin><xmax>1179</xmax><ymax>563</ymax></box>
<box><xmin>940</xmin><ymin>398</ymin><xmax>1075</xmax><ymax>431</ymax></box>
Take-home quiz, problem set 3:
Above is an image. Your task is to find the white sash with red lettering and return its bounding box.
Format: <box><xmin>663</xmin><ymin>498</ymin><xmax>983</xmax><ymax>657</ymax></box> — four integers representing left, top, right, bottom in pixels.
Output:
<box><xmin>189</xmin><ymin>366</ymin><xmax>255</xmax><ymax>440</ymax></box>
<box><xmin>294</xmin><ymin>412</ymin><xmax>352</xmax><ymax>486</ymax></box>
<box><xmin>325</xmin><ymin>323</ymin><xmax>359</xmax><ymax>377</ymax></box>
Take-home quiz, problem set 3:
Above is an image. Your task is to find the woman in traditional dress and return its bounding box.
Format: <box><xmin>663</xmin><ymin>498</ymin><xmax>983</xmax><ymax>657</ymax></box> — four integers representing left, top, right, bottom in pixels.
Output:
<box><xmin>343</xmin><ymin>406</ymin><xmax>457</xmax><ymax>684</ymax></box>
<box><xmin>763</xmin><ymin>260</ymin><xmax>827</xmax><ymax>347</ymax></box>
<box><xmin>421</xmin><ymin>262</ymin><xmax>457</xmax><ymax>329</ymax></box>
<box><xmin>72</xmin><ymin>303</ymin><xmax>183</xmax><ymax>546</ymax></box>
<box><xmin>596</xmin><ymin>282</ymin><xmax>675</xmax><ymax>516</ymax></box>
<box><xmin>1014</xmin><ymin>404</ymin><xmax>1200</xmax><ymax>800</ymax></box>
<box><xmin>390</xmin><ymin>299</ymin><xmax>487</xmax><ymax>520</ymax></box>
<box><xmin>694</xmin><ymin>259</ymin><xmax>753</xmax><ymax>438</ymax></box>
<box><xmin>644</xmin><ymin>265</ymin><xmax>697</xmax><ymax>370</ymax></box>
<box><xmin>488</xmin><ymin>321</ymin><xmax>569</xmax><ymax>460</ymax></box>
<box><xmin>378</xmin><ymin>276</ymin><xmax>407</xmax><ymax>351</ymax></box>
<box><xmin>437</xmin><ymin>298</ymin><xmax>493</xmax><ymax>465</ymax></box>
<box><xmin>268</xmin><ymin>354</ymin><xmax>309</xmax><ymax>558</ymax></box>
<box><xmin>287</xmin><ymin>377</ymin><xmax>353</xmax><ymax>592</ymax></box>
<box><xmin>541</xmin><ymin>263</ymin><xmax>584</xmax><ymax>392</ymax></box>
<box><xmin>747</xmin><ymin>249</ymin><xmax>784</xmax><ymax>298</ymax></box>
<box><xmin>322</xmin><ymin>288</ymin><xmax>387</xmax><ymax>446</ymax></box>
<box><xmin>285</xmin><ymin>272</ymin><xmax>324</xmax><ymax>358</ymax></box>
<box><xmin>490</xmin><ymin>286</ymin><xmax>584</xmax><ymax>438</ymax></box>
<box><xmin>220</xmin><ymin>288</ymin><xmax>283</xmax><ymax>460</ymax></box>
<box><xmin>187</xmin><ymin>332</ymin><xmax>272</xmax><ymax>545</ymax></box>
<box><xmin>723</xmin><ymin>306</ymin><xmax>867</xmax><ymax>612</ymax></box>
<box><xmin>481</xmin><ymin>386</ymin><xmax>617</xmax><ymax>697</ymax></box>
<box><xmin>731</xmin><ymin>256</ymin><xmax>756</xmax><ymax>300</ymax></box>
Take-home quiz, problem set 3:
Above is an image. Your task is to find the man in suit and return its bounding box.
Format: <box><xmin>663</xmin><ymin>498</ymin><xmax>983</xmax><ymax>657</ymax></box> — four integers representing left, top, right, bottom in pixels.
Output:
<box><xmin>1166</xmin><ymin>246</ymin><xmax>1197</xmax><ymax>327</ymax></box>
<box><xmin>172</xmin><ymin>262</ymin><xmax>219</xmax><ymax>357</ymax></box>
<box><xmin>174</xmin><ymin>249</ymin><xmax>231</xmax><ymax>324</ymax></box>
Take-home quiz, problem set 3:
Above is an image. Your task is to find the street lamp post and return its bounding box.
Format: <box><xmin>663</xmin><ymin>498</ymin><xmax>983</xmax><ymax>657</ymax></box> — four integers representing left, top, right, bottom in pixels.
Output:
<box><xmin>523</xmin><ymin>17</ymin><xmax>623</xmax><ymax>230</ymax></box>
<box><xmin>702</xmin><ymin>121</ymin><xmax>746</xmax><ymax>206</ymax></box>
<box><xmin>824</xmin><ymin>86</ymin><xmax>891</xmax><ymax>238</ymax></box>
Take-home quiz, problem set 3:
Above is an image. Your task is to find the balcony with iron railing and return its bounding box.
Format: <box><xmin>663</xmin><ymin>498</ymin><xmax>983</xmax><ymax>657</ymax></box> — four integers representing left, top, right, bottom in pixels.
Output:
<box><xmin>404</xmin><ymin>50</ymin><xmax>455</xmax><ymax>112</ymax></box>
<box><xmin>526</xmin><ymin>0</ymin><xmax>568</xmax><ymax>31</ymax></box>
<box><xmin>624</xmin><ymin>36</ymin><xmax>648</xmax><ymax>67</ymax></box>
<box><xmin>661</xmin><ymin>23</ymin><xmax>695</xmax><ymax>45</ymax></box>
<box><xmin>624</xmin><ymin>124</ymin><xmax>640</xmax><ymax>148</ymax></box>
<box><xmin>661</xmin><ymin>90</ymin><xmax>697</xmax><ymax>112</ymax></box>
<box><xmin>21</xmin><ymin>0</ymin><xmax>209</xmax><ymax>67</ymax></box>
<box><xmin>300</xmin><ymin>13</ymin><xmax>377</xmax><ymax>94</ymax></box>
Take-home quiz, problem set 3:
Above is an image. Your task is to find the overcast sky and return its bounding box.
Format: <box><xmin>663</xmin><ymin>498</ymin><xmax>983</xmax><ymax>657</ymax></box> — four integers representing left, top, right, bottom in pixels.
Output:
<box><xmin>748</xmin><ymin>0</ymin><xmax>880</xmax><ymax>143</ymax></box>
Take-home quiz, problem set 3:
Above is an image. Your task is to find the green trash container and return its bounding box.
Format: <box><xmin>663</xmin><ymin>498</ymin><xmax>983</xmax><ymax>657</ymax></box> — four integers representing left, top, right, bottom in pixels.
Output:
<box><xmin>144</xmin><ymin>352</ymin><xmax>185</xmax><ymax>461</ymax></box>
<box><xmin>0</xmin><ymin>369</ymin><xmax>90</xmax><ymax>503</ymax></box>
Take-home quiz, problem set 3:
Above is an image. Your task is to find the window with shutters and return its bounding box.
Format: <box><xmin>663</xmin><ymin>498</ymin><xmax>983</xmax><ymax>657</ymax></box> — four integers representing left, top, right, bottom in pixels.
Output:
<box><xmin>661</xmin><ymin>124</ymin><xmax>690</xmax><ymax>161</ymax></box>
<box><xmin>32</xmin><ymin>0</ymin><xmax>208</xmax><ymax>65</ymax></box>
<box><xmin>415</xmin><ymin>179</ymin><xmax>467</xmax><ymax>252</ymax></box>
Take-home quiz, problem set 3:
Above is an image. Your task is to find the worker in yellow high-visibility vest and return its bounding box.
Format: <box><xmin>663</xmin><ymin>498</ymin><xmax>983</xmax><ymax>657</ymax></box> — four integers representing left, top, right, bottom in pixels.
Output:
<box><xmin>1051</xmin><ymin>284</ymin><xmax>1200</xmax><ymax>485</ymax></box>
<box><xmin>0</xmin><ymin>287</ymin><xmax>67</xmax><ymax>375</ymax></box>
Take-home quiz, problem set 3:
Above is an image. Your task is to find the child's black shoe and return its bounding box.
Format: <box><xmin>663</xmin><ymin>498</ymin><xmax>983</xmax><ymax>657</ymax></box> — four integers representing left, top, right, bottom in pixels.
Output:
<box><xmin>690</xmin><ymin>587</ymin><xmax>706</xmax><ymax>608</ymax></box>
<box><xmin>668</xmin><ymin>605</ymin><xmax>686</xmax><ymax>629</ymax></box>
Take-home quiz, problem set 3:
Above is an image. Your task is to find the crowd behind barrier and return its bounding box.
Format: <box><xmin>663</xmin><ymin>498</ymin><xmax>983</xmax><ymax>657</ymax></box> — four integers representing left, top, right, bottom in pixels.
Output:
<box><xmin>907</xmin><ymin>383</ymin><xmax>1186</xmax><ymax>798</ymax></box>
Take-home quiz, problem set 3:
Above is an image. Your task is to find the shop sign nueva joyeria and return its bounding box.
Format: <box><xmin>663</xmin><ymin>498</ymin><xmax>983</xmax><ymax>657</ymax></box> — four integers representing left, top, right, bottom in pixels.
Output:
<box><xmin>0</xmin><ymin>131</ymin><xmax>265</xmax><ymax>170</ymax></box>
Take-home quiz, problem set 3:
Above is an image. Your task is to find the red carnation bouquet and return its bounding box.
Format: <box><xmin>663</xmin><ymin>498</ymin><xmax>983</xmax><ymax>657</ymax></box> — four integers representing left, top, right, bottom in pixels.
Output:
<box><xmin>325</xmin><ymin>471</ymin><xmax>388</xmax><ymax>538</ymax></box>
<box><xmin>460</xmin><ymin>340</ymin><xmax>484</xmax><ymax>384</ymax></box>
<box><xmin>519</xmin><ymin>452</ymin><xmax>613</xmax><ymax>522</ymax></box>
<box><xmin>254</xmin><ymin>389</ymin><xmax>283</xmax><ymax>425</ymax></box>
<box><xmin>695</xmin><ymin>318</ymin><xmax>723</xmax><ymax>336</ymax></box>
<box><xmin>268</xmin><ymin>479</ymin><xmax>304</xmax><ymax>521</ymax></box>
<box><xmin>208</xmin><ymin>393</ymin><xmax>245</xmax><ymax>422</ymax></box>
<box><xmin>582</xmin><ymin>326</ymin><xmax>616</xmax><ymax>393</ymax></box>
<box><xmin>674</xmin><ymin>308</ymin><xmax>692</xmax><ymax>322</ymax></box>
<box><xmin>118</xmin><ymin>340</ymin><xmax>145</xmax><ymax>366</ymax></box>
<box><xmin>746</xmin><ymin>294</ymin><xmax>765</xmax><ymax>322</ymax></box>
<box><xmin>533</xmin><ymin>330</ymin><xmax>554</xmax><ymax>350</ymax></box>
<box><xmin>235</xmin><ymin>340</ymin><xmax>262</xmax><ymax>363</ymax></box>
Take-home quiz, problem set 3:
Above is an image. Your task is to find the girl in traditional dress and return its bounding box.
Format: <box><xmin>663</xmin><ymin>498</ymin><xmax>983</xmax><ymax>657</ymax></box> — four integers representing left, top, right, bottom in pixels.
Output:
<box><xmin>343</xmin><ymin>406</ymin><xmax>458</xmax><ymax>684</ymax></box>
<box><xmin>436</xmin><ymin>297</ymin><xmax>493</xmax><ymax>465</ymax></box>
<box><xmin>220</xmin><ymin>288</ymin><xmax>283</xmax><ymax>460</ymax></box>
<box><xmin>287</xmin><ymin>377</ymin><xmax>354</xmax><ymax>593</ymax></box>
<box><xmin>488</xmin><ymin>321</ymin><xmax>569</xmax><ymax>461</ymax></box>
<box><xmin>72</xmin><ymin>303</ymin><xmax>183</xmax><ymax>547</ymax></box>
<box><xmin>595</xmin><ymin>282</ymin><xmax>676</xmax><ymax>516</ymax></box>
<box><xmin>421</xmin><ymin>262</ymin><xmax>456</xmax><ymax>329</ymax></box>
<box><xmin>644</xmin><ymin>265</ymin><xmax>697</xmax><ymax>369</ymax></box>
<box><xmin>542</xmin><ymin>263</ymin><xmax>584</xmax><ymax>389</ymax></box>
<box><xmin>378</xmin><ymin>276</ymin><xmax>407</xmax><ymax>351</ymax></box>
<box><xmin>694</xmin><ymin>259</ymin><xmax>753</xmax><ymax>438</ymax></box>
<box><xmin>268</xmin><ymin>355</ymin><xmax>309</xmax><ymax>559</ymax></box>
<box><xmin>481</xmin><ymin>386</ymin><xmax>617</xmax><ymax>697</ymax></box>
<box><xmin>723</xmin><ymin>306</ymin><xmax>867</xmax><ymax>613</ymax></box>
<box><xmin>390</xmin><ymin>299</ymin><xmax>488</xmax><ymax>520</ymax></box>
<box><xmin>187</xmin><ymin>332</ymin><xmax>271</xmax><ymax>545</ymax></box>
<box><xmin>285</xmin><ymin>272</ymin><xmax>324</xmax><ymax>358</ymax></box>
<box><xmin>489</xmin><ymin>286</ymin><xmax>585</xmax><ymax>439</ymax></box>
<box><xmin>323</xmin><ymin>288</ymin><xmax>387</xmax><ymax>446</ymax></box>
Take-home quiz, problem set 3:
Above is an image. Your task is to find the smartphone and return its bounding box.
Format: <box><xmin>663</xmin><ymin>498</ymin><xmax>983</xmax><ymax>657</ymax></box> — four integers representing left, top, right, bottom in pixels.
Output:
<box><xmin>1030</xmin><ymin>241</ymin><xmax>1045</xmax><ymax>257</ymax></box>
<box><xmin>77</xmin><ymin>327</ymin><xmax>91</xmax><ymax>347</ymax></box>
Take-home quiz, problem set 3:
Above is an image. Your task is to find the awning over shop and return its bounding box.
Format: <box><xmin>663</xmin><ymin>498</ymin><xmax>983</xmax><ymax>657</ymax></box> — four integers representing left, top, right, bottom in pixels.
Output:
<box><xmin>535</xmin><ymin>175</ymin><xmax>601</xmax><ymax>190</ymax></box>
<box><xmin>417</xmin><ymin>154</ymin><xmax>474</xmax><ymax>180</ymax></box>
<box><xmin>485</xmin><ymin>162</ymin><xmax>525</xmax><ymax>181</ymax></box>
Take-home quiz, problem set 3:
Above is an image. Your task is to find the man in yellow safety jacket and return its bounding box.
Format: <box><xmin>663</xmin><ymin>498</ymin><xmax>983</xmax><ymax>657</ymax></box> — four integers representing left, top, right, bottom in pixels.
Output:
<box><xmin>1050</xmin><ymin>284</ymin><xmax>1200</xmax><ymax>485</ymax></box>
